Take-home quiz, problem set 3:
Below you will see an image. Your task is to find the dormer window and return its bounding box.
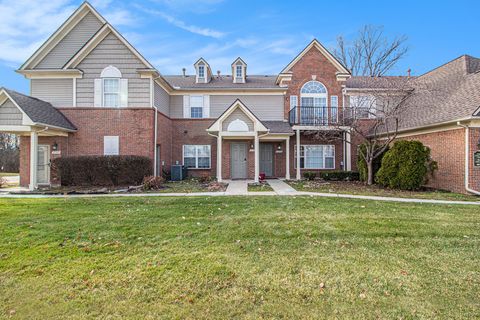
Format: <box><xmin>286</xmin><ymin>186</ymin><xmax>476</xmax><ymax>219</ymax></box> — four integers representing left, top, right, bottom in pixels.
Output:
<box><xmin>232</xmin><ymin>57</ymin><xmax>247</xmax><ymax>83</ymax></box>
<box><xmin>194</xmin><ymin>58</ymin><xmax>211</xmax><ymax>84</ymax></box>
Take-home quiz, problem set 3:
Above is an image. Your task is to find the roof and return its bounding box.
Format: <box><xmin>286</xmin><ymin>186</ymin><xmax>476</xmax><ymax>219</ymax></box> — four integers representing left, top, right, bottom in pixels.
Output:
<box><xmin>346</xmin><ymin>76</ymin><xmax>415</xmax><ymax>90</ymax></box>
<box><xmin>163</xmin><ymin>75</ymin><xmax>281</xmax><ymax>90</ymax></box>
<box><xmin>2</xmin><ymin>88</ymin><xmax>76</xmax><ymax>131</ymax></box>
<box><xmin>263</xmin><ymin>121</ymin><xmax>294</xmax><ymax>134</ymax></box>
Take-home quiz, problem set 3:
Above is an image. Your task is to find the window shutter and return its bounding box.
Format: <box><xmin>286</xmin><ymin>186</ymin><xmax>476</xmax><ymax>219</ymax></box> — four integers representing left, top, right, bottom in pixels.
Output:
<box><xmin>203</xmin><ymin>95</ymin><xmax>210</xmax><ymax>118</ymax></box>
<box><xmin>119</xmin><ymin>79</ymin><xmax>128</xmax><ymax>108</ymax></box>
<box><xmin>94</xmin><ymin>79</ymin><xmax>102</xmax><ymax>107</ymax></box>
<box><xmin>289</xmin><ymin>95</ymin><xmax>297</xmax><ymax>110</ymax></box>
<box><xmin>104</xmin><ymin>136</ymin><xmax>119</xmax><ymax>155</ymax></box>
<box><xmin>183</xmin><ymin>95</ymin><xmax>190</xmax><ymax>118</ymax></box>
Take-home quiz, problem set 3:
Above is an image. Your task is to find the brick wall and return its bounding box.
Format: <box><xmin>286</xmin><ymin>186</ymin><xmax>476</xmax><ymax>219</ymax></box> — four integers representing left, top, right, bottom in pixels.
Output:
<box><xmin>469</xmin><ymin>128</ymin><xmax>480</xmax><ymax>192</ymax></box>
<box><xmin>157</xmin><ymin>112</ymin><xmax>172</xmax><ymax>175</ymax></box>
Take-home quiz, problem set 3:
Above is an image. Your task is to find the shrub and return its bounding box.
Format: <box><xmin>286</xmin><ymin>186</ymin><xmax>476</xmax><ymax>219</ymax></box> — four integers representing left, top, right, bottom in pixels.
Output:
<box><xmin>142</xmin><ymin>175</ymin><xmax>164</xmax><ymax>190</ymax></box>
<box><xmin>318</xmin><ymin>171</ymin><xmax>359</xmax><ymax>181</ymax></box>
<box><xmin>303</xmin><ymin>172</ymin><xmax>316</xmax><ymax>180</ymax></box>
<box><xmin>53</xmin><ymin>155</ymin><xmax>152</xmax><ymax>186</ymax></box>
<box><xmin>357</xmin><ymin>143</ymin><xmax>389</xmax><ymax>182</ymax></box>
<box><xmin>0</xmin><ymin>177</ymin><xmax>5</xmax><ymax>188</ymax></box>
<box><xmin>375</xmin><ymin>140</ymin><xmax>437</xmax><ymax>190</ymax></box>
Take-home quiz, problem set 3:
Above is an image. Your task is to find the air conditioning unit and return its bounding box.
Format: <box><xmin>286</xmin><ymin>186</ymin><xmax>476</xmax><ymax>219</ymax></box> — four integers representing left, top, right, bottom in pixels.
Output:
<box><xmin>171</xmin><ymin>165</ymin><xmax>187</xmax><ymax>181</ymax></box>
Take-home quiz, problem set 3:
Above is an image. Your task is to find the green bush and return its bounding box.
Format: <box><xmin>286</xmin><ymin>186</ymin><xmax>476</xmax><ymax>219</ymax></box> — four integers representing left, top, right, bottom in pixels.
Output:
<box><xmin>53</xmin><ymin>156</ymin><xmax>152</xmax><ymax>186</ymax></box>
<box><xmin>357</xmin><ymin>143</ymin><xmax>389</xmax><ymax>182</ymax></box>
<box><xmin>375</xmin><ymin>140</ymin><xmax>437</xmax><ymax>190</ymax></box>
<box><xmin>318</xmin><ymin>171</ymin><xmax>359</xmax><ymax>181</ymax></box>
<box><xmin>303</xmin><ymin>172</ymin><xmax>316</xmax><ymax>180</ymax></box>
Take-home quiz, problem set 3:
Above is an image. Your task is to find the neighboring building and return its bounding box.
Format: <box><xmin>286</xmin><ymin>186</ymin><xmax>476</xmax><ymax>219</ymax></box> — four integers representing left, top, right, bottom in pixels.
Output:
<box><xmin>0</xmin><ymin>2</ymin><xmax>479</xmax><ymax>194</ymax></box>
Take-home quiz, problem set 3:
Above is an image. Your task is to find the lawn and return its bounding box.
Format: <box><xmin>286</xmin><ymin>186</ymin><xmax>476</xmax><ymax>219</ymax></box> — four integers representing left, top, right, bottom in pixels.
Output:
<box><xmin>248</xmin><ymin>182</ymin><xmax>274</xmax><ymax>192</ymax></box>
<box><xmin>0</xmin><ymin>196</ymin><xmax>479</xmax><ymax>319</ymax></box>
<box><xmin>287</xmin><ymin>180</ymin><xmax>480</xmax><ymax>202</ymax></box>
<box><xmin>0</xmin><ymin>173</ymin><xmax>17</xmax><ymax>177</ymax></box>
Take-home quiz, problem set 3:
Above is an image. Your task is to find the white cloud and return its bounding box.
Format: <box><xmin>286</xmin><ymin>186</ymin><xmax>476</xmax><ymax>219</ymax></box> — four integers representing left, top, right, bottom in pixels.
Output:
<box><xmin>138</xmin><ymin>6</ymin><xmax>226</xmax><ymax>39</ymax></box>
<box><xmin>149</xmin><ymin>0</ymin><xmax>224</xmax><ymax>14</ymax></box>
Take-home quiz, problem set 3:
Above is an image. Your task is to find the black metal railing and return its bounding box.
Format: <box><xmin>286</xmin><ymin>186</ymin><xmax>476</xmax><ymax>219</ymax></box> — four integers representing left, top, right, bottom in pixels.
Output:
<box><xmin>288</xmin><ymin>106</ymin><xmax>356</xmax><ymax>126</ymax></box>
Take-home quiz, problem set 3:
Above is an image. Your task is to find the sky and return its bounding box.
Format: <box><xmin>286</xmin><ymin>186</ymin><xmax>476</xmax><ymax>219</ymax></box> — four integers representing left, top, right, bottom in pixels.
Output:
<box><xmin>1</xmin><ymin>0</ymin><xmax>479</xmax><ymax>95</ymax></box>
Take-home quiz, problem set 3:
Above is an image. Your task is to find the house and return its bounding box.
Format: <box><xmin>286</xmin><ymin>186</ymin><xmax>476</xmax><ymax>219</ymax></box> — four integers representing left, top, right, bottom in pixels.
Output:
<box><xmin>0</xmin><ymin>2</ymin><xmax>479</xmax><ymax>194</ymax></box>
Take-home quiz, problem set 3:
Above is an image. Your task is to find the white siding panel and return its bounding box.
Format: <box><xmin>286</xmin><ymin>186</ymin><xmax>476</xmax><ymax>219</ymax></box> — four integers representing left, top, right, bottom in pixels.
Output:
<box><xmin>36</xmin><ymin>12</ymin><xmax>103</xmax><ymax>69</ymax></box>
<box><xmin>154</xmin><ymin>82</ymin><xmax>170</xmax><ymax>116</ymax></box>
<box><xmin>0</xmin><ymin>101</ymin><xmax>23</xmax><ymax>125</ymax></box>
<box><xmin>170</xmin><ymin>95</ymin><xmax>284</xmax><ymax>120</ymax></box>
<box><xmin>31</xmin><ymin>79</ymin><xmax>73</xmax><ymax>107</ymax></box>
<box><xmin>222</xmin><ymin>108</ymin><xmax>254</xmax><ymax>131</ymax></box>
<box><xmin>76</xmin><ymin>33</ymin><xmax>151</xmax><ymax>107</ymax></box>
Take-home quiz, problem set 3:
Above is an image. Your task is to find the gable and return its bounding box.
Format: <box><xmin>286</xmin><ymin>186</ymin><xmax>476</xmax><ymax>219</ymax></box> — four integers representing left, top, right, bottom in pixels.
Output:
<box><xmin>0</xmin><ymin>100</ymin><xmax>23</xmax><ymax>126</ymax></box>
<box><xmin>222</xmin><ymin>107</ymin><xmax>254</xmax><ymax>131</ymax></box>
<box><xmin>35</xmin><ymin>12</ymin><xmax>103</xmax><ymax>69</ymax></box>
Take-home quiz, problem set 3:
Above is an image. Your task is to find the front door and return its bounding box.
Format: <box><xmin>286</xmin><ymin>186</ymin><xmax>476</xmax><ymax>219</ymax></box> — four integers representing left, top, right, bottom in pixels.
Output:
<box><xmin>260</xmin><ymin>143</ymin><xmax>274</xmax><ymax>177</ymax></box>
<box><xmin>231</xmin><ymin>143</ymin><xmax>247</xmax><ymax>179</ymax></box>
<box><xmin>37</xmin><ymin>145</ymin><xmax>50</xmax><ymax>184</ymax></box>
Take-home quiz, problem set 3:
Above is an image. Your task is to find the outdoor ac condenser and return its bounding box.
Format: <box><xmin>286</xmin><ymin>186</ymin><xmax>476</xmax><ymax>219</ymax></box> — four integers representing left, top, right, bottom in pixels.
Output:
<box><xmin>171</xmin><ymin>165</ymin><xmax>187</xmax><ymax>181</ymax></box>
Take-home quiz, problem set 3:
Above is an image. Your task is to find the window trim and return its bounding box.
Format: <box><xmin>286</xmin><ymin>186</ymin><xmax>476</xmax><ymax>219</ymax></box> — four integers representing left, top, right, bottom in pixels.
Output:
<box><xmin>330</xmin><ymin>95</ymin><xmax>338</xmax><ymax>123</ymax></box>
<box><xmin>189</xmin><ymin>95</ymin><xmax>204</xmax><ymax>119</ymax></box>
<box><xmin>235</xmin><ymin>65</ymin><xmax>243</xmax><ymax>78</ymax></box>
<box><xmin>350</xmin><ymin>95</ymin><xmax>376</xmax><ymax>119</ymax></box>
<box><xmin>294</xmin><ymin>144</ymin><xmax>335</xmax><ymax>169</ymax></box>
<box><xmin>182</xmin><ymin>145</ymin><xmax>211</xmax><ymax>169</ymax></box>
<box><xmin>102</xmin><ymin>78</ymin><xmax>120</xmax><ymax>108</ymax></box>
<box><xmin>198</xmin><ymin>65</ymin><xmax>205</xmax><ymax>79</ymax></box>
<box><xmin>103</xmin><ymin>136</ymin><xmax>119</xmax><ymax>155</ymax></box>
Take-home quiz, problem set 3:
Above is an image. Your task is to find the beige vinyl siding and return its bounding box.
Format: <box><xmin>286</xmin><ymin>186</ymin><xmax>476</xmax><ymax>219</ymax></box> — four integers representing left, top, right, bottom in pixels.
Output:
<box><xmin>154</xmin><ymin>82</ymin><xmax>170</xmax><ymax>116</ymax></box>
<box><xmin>0</xmin><ymin>100</ymin><xmax>23</xmax><ymax>125</ymax></box>
<box><xmin>76</xmin><ymin>33</ymin><xmax>151</xmax><ymax>107</ymax></box>
<box><xmin>170</xmin><ymin>95</ymin><xmax>284</xmax><ymax>120</ymax></box>
<box><xmin>36</xmin><ymin>12</ymin><xmax>103</xmax><ymax>69</ymax></box>
<box><xmin>31</xmin><ymin>79</ymin><xmax>73</xmax><ymax>107</ymax></box>
<box><xmin>222</xmin><ymin>108</ymin><xmax>254</xmax><ymax>131</ymax></box>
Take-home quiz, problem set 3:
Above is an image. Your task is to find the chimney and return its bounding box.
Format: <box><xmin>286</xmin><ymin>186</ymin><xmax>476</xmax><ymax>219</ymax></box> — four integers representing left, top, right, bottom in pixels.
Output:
<box><xmin>407</xmin><ymin>68</ymin><xmax>411</xmax><ymax>78</ymax></box>
<box><xmin>217</xmin><ymin>70</ymin><xmax>221</xmax><ymax>78</ymax></box>
<box><xmin>182</xmin><ymin>68</ymin><xmax>186</xmax><ymax>77</ymax></box>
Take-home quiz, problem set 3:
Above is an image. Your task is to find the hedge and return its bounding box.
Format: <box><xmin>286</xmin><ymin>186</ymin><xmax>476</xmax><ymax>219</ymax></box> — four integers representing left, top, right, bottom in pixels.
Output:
<box><xmin>375</xmin><ymin>140</ymin><xmax>437</xmax><ymax>190</ymax></box>
<box><xmin>357</xmin><ymin>143</ymin><xmax>389</xmax><ymax>182</ymax></box>
<box><xmin>318</xmin><ymin>171</ymin><xmax>359</xmax><ymax>181</ymax></box>
<box><xmin>52</xmin><ymin>155</ymin><xmax>152</xmax><ymax>186</ymax></box>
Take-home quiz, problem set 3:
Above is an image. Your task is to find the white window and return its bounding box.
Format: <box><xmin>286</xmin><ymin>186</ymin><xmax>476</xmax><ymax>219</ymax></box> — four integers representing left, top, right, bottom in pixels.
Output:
<box><xmin>198</xmin><ymin>65</ymin><xmax>205</xmax><ymax>79</ymax></box>
<box><xmin>350</xmin><ymin>95</ymin><xmax>376</xmax><ymax>119</ymax></box>
<box><xmin>95</xmin><ymin>66</ymin><xmax>128</xmax><ymax>108</ymax></box>
<box><xmin>190</xmin><ymin>95</ymin><xmax>204</xmax><ymax>118</ymax></box>
<box><xmin>300</xmin><ymin>81</ymin><xmax>328</xmax><ymax>125</ymax></box>
<box><xmin>236</xmin><ymin>65</ymin><xmax>243</xmax><ymax>78</ymax></box>
<box><xmin>104</xmin><ymin>136</ymin><xmax>119</xmax><ymax>155</ymax></box>
<box><xmin>290</xmin><ymin>95</ymin><xmax>298</xmax><ymax>110</ymax></box>
<box><xmin>183</xmin><ymin>145</ymin><xmax>211</xmax><ymax>169</ymax></box>
<box><xmin>294</xmin><ymin>145</ymin><xmax>335</xmax><ymax>169</ymax></box>
<box><xmin>330</xmin><ymin>95</ymin><xmax>338</xmax><ymax>123</ymax></box>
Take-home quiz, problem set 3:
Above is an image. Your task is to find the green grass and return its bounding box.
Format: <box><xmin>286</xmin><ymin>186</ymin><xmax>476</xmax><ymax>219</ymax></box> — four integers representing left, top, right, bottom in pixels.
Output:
<box><xmin>1</xmin><ymin>197</ymin><xmax>479</xmax><ymax>319</ymax></box>
<box><xmin>288</xmin><ymin>180</ymin><xmax>480</xmax><ymax>202</ymax></box>
<box><xmin>0</xmin><ymin>173</ymin><xmax>17</xmax><ymax>177</ymax></box>
<box><xmin>248</xmin><ymin>182</ymin><xmax>274</xmax><ymax>192</ymax></box>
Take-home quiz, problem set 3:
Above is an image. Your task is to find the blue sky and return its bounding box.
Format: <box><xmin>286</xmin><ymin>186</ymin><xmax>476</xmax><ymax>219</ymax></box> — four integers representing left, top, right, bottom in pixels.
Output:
<box><xmin>1</xmin><ymin>0</ymin><xmax>479</xmax><ymax>94</ymax></box>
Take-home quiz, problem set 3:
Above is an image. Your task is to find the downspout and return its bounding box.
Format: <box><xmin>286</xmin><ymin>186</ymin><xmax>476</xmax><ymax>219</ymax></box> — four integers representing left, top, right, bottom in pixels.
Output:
<box><xmin>152</xmin><ymin>77</ymin><xmax>159</xmax><ymax>176</ymax></box>
<box><xmin>457</xmin><ymin>122</ymin><xmax>480</xmax><ymax>195</ymax></box>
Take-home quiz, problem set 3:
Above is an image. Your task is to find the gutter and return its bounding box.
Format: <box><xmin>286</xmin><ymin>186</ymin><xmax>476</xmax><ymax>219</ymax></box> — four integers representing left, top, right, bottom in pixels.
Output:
<box><xmin>457</xmin><ymin>122</ymin><xmax>480</xmax><ymax>195</ymax></box>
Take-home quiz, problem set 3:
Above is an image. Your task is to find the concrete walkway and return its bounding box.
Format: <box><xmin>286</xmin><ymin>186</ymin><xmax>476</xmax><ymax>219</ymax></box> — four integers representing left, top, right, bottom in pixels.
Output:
<box><xmin>267</xmin><ymin>179</ymin><xmax>297</xmax><ymax>195</ymax></box>
<box><xmin>225</xmin><ymin>180</ymin><xmax>248</xmax><ymax>195</ymax></box>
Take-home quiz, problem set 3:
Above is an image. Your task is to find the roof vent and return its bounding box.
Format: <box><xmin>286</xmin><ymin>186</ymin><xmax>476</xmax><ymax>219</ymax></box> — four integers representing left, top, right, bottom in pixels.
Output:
<box><xmin>182</xmin><ymin>68</ymin><xmax>186</xmax><ymax>77</ymax></box>
<box><xmin>217</xmin><ymin>70</ymin><xmax>221</xmax><ymax>78</ymax></box>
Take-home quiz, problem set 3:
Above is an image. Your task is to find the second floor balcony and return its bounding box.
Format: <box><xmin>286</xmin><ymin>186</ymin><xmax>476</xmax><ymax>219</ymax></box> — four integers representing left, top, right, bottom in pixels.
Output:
<box><xmin>288</xmin><ymin>106</ymin><xmax>359</xmax><ymax>127</ymax></box>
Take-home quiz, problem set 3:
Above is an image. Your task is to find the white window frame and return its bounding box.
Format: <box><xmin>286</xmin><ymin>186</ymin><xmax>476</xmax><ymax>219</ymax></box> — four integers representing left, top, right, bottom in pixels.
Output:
<box><xmin>183</xmin><ymin>145</ymin><xmax>211</xmax><ymax>169</ymax></box>
<box><xmin>236</xmin><ymin>65</ymin><xmax>243</xmax><ymax>78</ymax></box>
<box><xmin>330</xmin><ymin>95</ymin><xmax>338</xmax><ymax>123</ymax></box>
<box><xmin>104</xmin><ymin>136</ymin><xmax>119</xmax><ymax>155</ymax></box>
<box><xmin>103</xmin><ymin>78</ymin><xmax>120</xmax><ymax>108</ymax></box>
<box><xmin>198</xmin><ymin>65</ymin><xmax>205</xmax><ymax>79</ymax></box>
<box><xmin>350</xmin><ymin>95</ymin><xmax>376</xmax><ymax>119</ymax></box>
<box><xmin>294</xmin><ymin>145</ymin><xmax>335</xmax><ymax>169</ymax></box>
<box><xmin>190</xmin><ymin>95</ymin><xmax>204</xmax><ymax>118</ymax></box>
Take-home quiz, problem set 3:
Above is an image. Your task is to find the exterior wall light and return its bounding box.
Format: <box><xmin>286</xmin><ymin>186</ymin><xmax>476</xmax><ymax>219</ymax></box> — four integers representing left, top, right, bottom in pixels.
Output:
<box><xmin>52</xmin><ymin>142</ymin><xmax>58</xmax><ymax>151</ymax></box>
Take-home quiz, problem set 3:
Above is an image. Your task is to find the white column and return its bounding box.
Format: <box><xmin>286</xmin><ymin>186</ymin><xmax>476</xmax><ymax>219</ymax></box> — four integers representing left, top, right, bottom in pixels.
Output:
<box><xmin>345</xmin><ymin>130</ymin><xmax>352</xmax><ymax>171</ymax></box>
<box><xmin>29</xmin><ymin>131</ymin><xmax>38</xmax><ymax>191</ymax></box>
<box><xmin>217</xmin><ymin>133</ymin><xmax>222</xmax><ymax>182</ymax></box>
<box><xmin>254</xmin><ymin>133</ymin><xmax>260</xmax><ymax>182</ymax></box>
<box><xmin>285</xmin><ymin>137</ymin><xmax>290</xmax><ymax>180</ymax></box>
<box><xmin>296</xmin><ymin>129</ymin><xmax>301</xmax><ymax>180</ymax></box>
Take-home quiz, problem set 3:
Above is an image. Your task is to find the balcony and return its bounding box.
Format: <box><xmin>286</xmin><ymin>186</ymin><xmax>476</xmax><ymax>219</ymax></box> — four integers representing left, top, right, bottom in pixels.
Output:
<box><xmin>288</xmin><ymin>106</ymin><xmax>356</xmax><ymax>127</ymax></box>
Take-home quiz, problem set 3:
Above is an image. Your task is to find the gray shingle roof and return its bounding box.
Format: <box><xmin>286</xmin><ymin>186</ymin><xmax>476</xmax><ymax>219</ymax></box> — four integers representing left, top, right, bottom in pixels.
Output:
<box><xmin>346</xmin><ymin>76</ymin><xmax>414</xmax><ymax>89</ymax></box>
<box><xmin>3</xmin><ymin>88</ymin><xmax>76</xmax><ymax>131</ymax></box>
<box><xmin>263</xmin><ymin>121</ymin><xmax>294</xmax><ymax>134</ymax></box>
<box><xmin>163</xmin><ymin>75</ymin><xmax>281</xmax><ymax>89</ymax></box>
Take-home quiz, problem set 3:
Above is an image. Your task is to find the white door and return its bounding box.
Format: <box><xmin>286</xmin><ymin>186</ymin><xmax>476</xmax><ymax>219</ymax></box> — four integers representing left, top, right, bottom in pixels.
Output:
<box><xmin>37</xmin><ymin>145</ymin><xmax>50</xmax><ymax>184</ymax></box>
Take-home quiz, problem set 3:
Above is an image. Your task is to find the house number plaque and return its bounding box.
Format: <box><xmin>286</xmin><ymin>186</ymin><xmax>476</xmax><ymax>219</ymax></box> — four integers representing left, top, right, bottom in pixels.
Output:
<box><xmin>474</xmin><ymin>151</ymin><xmax>480</xmax><ymax>167</ymax></box>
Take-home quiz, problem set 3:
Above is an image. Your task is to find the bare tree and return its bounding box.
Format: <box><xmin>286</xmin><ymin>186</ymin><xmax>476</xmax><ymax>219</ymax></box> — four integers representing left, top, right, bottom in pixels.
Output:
<box><xmin>307</xmin><ymin>26</ymin><xmax>411</xmax><ymax>185</ymax></box>
<box><xmin>0</xmin><ymin>133</ymin><xmax>19</xmax><ymax>173</ymax></box>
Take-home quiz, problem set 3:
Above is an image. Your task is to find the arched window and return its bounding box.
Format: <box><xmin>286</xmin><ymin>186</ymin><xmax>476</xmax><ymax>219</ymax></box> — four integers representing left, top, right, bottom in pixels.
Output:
<box><xmin>227</xmin><ymin>119</ymin><xmax>249</xmax><ymax>132</ymax></box>
<box><xmin>300</xmin><ymin>81</ymin><xmax>328</xmax><ymax>124</ymax></box>
<box><xmin>100</xmin><ymin>66</ymin><xmax>122</xmax><ymax>107</ymax></box>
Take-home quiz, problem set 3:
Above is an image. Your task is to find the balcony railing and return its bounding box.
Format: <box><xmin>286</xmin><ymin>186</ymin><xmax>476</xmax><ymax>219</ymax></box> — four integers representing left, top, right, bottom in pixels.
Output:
<box><xmin>288</xmin><ymin>106</ymin><xmax>357</xmax><ymax>126</ymax></box>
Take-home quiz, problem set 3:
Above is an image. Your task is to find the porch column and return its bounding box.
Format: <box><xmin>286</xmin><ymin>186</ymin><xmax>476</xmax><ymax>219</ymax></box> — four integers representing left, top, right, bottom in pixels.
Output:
<box><xmin>217</xmin><ymin>133</ymin><xmax>222</xmax><ymax>182</ymax></box>
<box><xmin>254</xmin><ymin>133</ymin><xmax>260</xmax><ymax>182</ymax></box>
<box><xmin>296</xmin><ymin>129</ymin><xmax>301</xmax><ymax>180</ymax></box>
<box><xmin>285</xmin><ymin>137</ymin><xmax>290</xmax><ymax>180</ymax></box>
<box><xmin>345</xmin><ymin>130</ymin><xmax>352</xmax><ymax>171</ymax></box>
<box><xmin>29</xmin><ymin>131</ymin><xmax>38</xmax><ymax>191</ymax></box>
